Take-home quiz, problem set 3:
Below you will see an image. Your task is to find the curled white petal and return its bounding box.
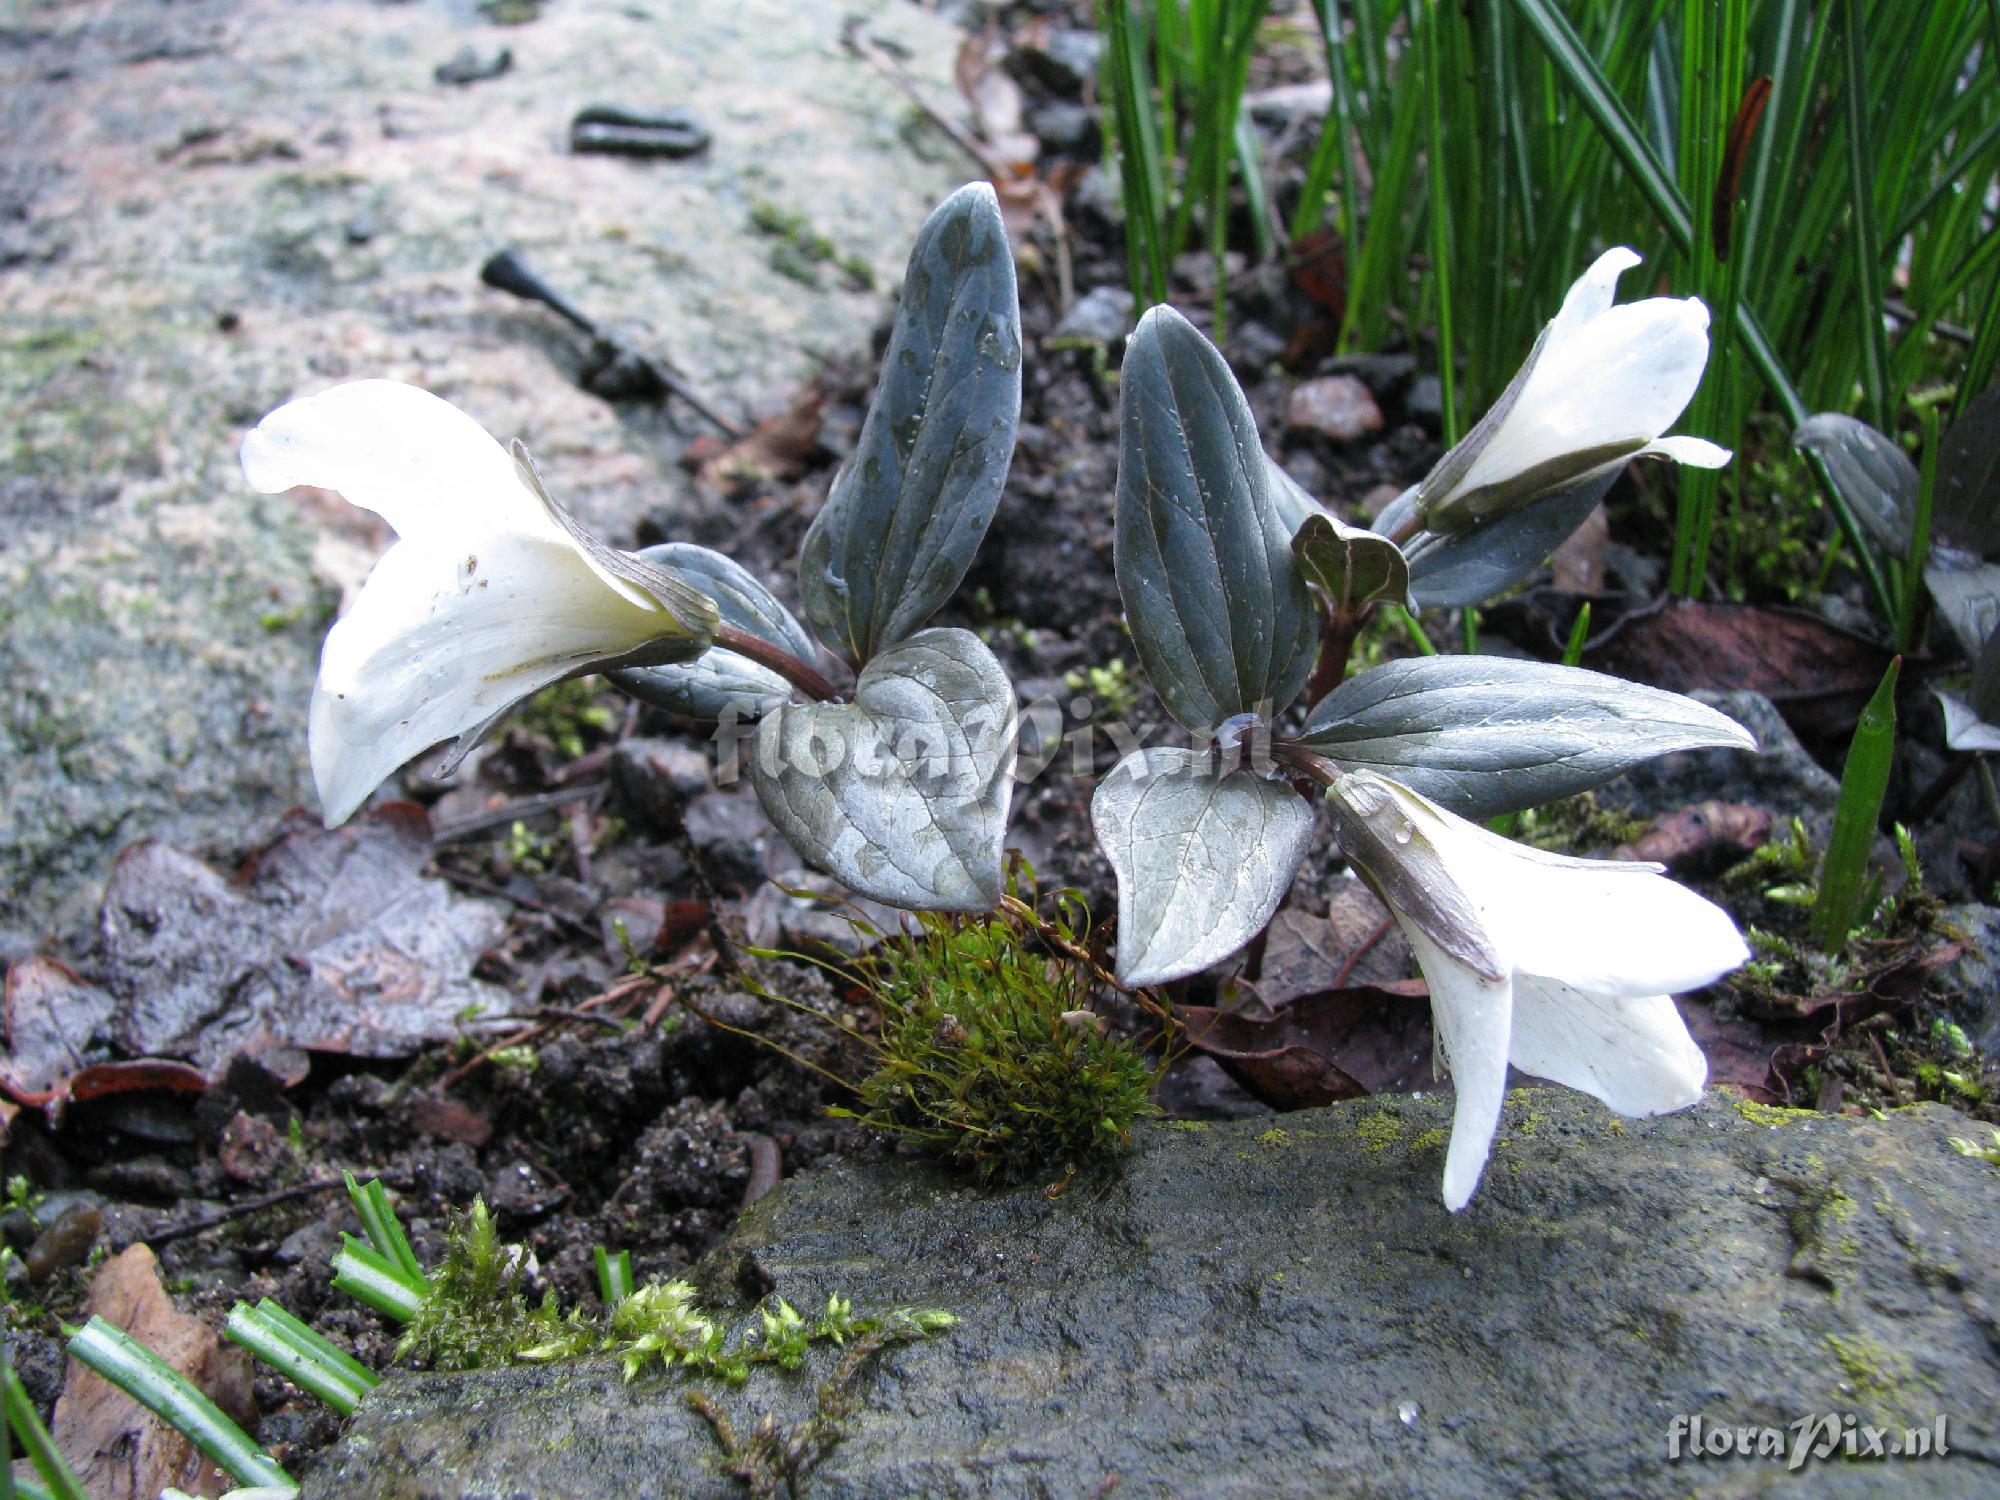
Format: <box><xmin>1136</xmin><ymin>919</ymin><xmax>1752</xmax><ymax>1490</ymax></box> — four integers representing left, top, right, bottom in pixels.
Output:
<box><xmin>1445</xmin><ymin>248</ymin><xmax>1716</xmax><ymax>509</ymax></box>
<box><xmin>1507</xmin><ymin>977</ymin><xmax>1708</xmax><ymax>1117</ymax></box>
<box><xmin>1402</xmin><ymin>927</ymin><xmax>1513</xmax><ymax>1213</ymax></box>
<box><xmin>242</xmin><ymin>380</ymin><xmax>559</xmax><ymax>547</ymax></box>
<box><xmin>1546</xmin><ymin>246</ymin><xmax>1642</xmax><ymax>346</ymax></box>
<box><xmin>310</xmin><ymin>534</ymin><xmax>671</xmax><ymax>825</ymax></box>
<box><xmin>1938</xmin><ymin>691</ymin><xmax>2000</xmax><ymax>753</ymax></box>
<box><xmin>244</xmin><ymin>380</ymin><xmax>710</xmax><ymax>826</ymax></box>
<box><xmin>1641</xmin><ymin>435</ymin><xmax>1733</xmax><ymax>468</ymax></box>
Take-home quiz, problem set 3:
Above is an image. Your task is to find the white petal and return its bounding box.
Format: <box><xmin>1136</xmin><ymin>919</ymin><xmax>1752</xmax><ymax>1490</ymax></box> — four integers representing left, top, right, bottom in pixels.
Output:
<box><xmin>1507</xmin><ymin>976</ymin><xmax>1707</xmax><ymax>1116</ymax></box>
<box><xmin>1479</xmin><ymin>848</ymin><xmax>1746</xmax><ymax>998</ymax></box>
<box><xmin>1463</xmin><ymin>299</ymin><xmax>1712</xmax><ymax>497</ymax></box>
<box><xmin>1938</xmin><ymin>692</ymin><xmax>2000</xmax><ymax>752</ymax></box>
<box><xmin>1382</xmin><ymin>781</ymin><xmax>1749</xmax><ymax>998</ymax></box>
<box><xmin>1402</xmin><ymin>926</ymin><xmax>1513</xmax><ymax>1212</ymax></box>
<box><xmin>1546</xmin><ymin>246</ymin><xmax>1642</xmax><ymax>347</ymax></box>
<box><xmin>310</xmin><ymin>533</ymin><xmax>666</xmax><ymax>824</ymax></box>
<box><xmin>241</xmin><ymin>380</ymin><xmax>561</xmax><ymax>548</ymax></box>
<box><xmin>1640</xmin><ymin>435</ymin><xmax>1733</xmax><ymax>468</ymax></box>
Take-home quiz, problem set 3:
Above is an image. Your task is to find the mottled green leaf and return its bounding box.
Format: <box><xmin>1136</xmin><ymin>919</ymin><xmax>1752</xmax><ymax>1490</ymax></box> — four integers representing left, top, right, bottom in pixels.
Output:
<box><xmin>1091</xmin><ymin>748</ymin><xmax>1314</xmax><ymax>986</ymax></box>
<box><xmin>751</xmin><ymin>628</ymin><xmax>1014</xmax><ymax>911</ymax></box>
<box><xmin>1115</xmin><ymin>307</ymin><xmax>1316</xmax><ymax>734</ymax></box>
<box><xmin>1297</xmin><ymin>656</ymin><xmax>1755</xmax><ymax>819</ymax></box>
<box><xmin>798</xmin><ymin>184</ymin><xmax>1022</xmax><ymax>665</ymax></box>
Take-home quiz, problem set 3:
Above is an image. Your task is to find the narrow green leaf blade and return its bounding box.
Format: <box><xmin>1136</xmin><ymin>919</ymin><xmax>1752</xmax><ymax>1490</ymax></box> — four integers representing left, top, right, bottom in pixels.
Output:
<box><xmin>1814</xmin><ymin>657</ymin><xmax>1900</xmax><ymax>954</ymax></box>
<box><xmin>5</xmin><ymin>1360</ymin><xmax>86</xmax><ymax>1500</ymax></box>
<box><xmin>66</xmin><ymin>1316</ymin><xmax>295</xmax><ymax>1493</ymax></box>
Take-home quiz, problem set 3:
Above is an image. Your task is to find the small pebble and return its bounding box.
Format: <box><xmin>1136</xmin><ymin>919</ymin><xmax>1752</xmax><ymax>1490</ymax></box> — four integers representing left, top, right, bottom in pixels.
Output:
<box><xmin>1285</xmin><ymin>375</ymin><xmax>1384</xmax><ymax>443</ymax></box>
<box><xmin>434</xmin><ymin>45</ymin><xmax>512</xmax><ymax>87</ymax></box>
<box><xmin>570</xmin><ymin>105</ymin><xmax>710</xmax><ymax>159</ymax></box>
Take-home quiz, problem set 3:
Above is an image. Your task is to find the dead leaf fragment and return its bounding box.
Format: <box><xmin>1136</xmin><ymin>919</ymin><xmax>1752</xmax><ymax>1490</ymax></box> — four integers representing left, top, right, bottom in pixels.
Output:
<box><xmin>1181</xmin><ymin>981</ymin><xmax>1434</xmax><ymax>1111</ymax></box>
<box><xmin>96</xmin><ymin>804</ymin><xmax>516</xmax><ymax>1073</ymax></box>
<box><xmin>1611</xmin><ymin>801</ymin><xmax>1773</xmax><ymax>872</ymax></box>
<box><xmin>52</xmin><ymin>1245</ymin><xmax>258</xmax><ymax>1499</ymax></box>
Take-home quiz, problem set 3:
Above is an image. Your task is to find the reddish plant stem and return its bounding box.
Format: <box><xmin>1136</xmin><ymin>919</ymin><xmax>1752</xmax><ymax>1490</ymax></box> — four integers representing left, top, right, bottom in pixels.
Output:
<box><xmin>712</xmin><ymin>622</ymin><xmax>841</xmax><ymax>702</ymax></box>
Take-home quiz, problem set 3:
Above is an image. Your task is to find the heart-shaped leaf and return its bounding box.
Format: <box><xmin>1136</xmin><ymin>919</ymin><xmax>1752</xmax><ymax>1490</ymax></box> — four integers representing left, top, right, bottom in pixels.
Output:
<box><xmin>1091</xmin><ymin>747</ymin><xmax>1314</xmax><ymax>986</ymax></box>
<box><xmin>797</xmin><ymin>183</ymin><xmax>1022</xmax><ymax>665</ymax></box>
<box><xmin>1793</xmin><ymin>412</ymin><xmax>1917</xmax><ymax>555</ymax></box>
<box><xmin>610</xmin><ymin>544</ymin><xmax>819</xmax><ymax>721</ymax></box>
<box><xmin>1116</xmin><ymin>307</ymin><xmax>1317</xmax><ymax>735</ymax></box>
<box><xmin>1400</xmin><ymin>467</ymin><xmax>1618</xmax><ymax>609</ymax></box>
<box><xmin>751</xmin><ymin>628</ymin><xmax>1015</xmax><ymax>911</ymax></box>
<box><xmin>1292</xmin><ymin>513</ymin><xmax>1410</xmax><ymax>614</ymax></box>
<box><xmin>1296</xmin><ymin>656</ymin><xmax>1757</xmax><ymax>819</ymax></box>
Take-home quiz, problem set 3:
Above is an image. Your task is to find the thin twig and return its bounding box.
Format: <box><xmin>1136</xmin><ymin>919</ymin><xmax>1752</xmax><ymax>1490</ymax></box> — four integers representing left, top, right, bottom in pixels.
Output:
<box><xmin>431</xmin><ymin>783</ymin><xmax>609</xmax><ymax>844</ymax></box>
<box><xmin>1330</xmin><ymin>916</ymin><xmax>1396</xmax><ymax>990</ymax></box>
<box><xmin>142</xmin><ymin>1178</ymin><xmax>355</xmax><ymax>1247</ymax></box>
<box><xmin>842</xmin><ymin>19</ymin><xmax>1073</xmax><ymax>309</ymax></box>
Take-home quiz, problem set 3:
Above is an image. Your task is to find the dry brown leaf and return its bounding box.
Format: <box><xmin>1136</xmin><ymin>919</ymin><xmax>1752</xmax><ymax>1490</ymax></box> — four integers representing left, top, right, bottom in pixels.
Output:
<box><xmin>51</xmin><ymin>1245</ymin><xmax>258</xmax><ymax>1499</ymax></box>
<box><xmin>1249</xmin><ymin>884</ymin><xmax>1411</xmax><ymax>1005</ymax></box>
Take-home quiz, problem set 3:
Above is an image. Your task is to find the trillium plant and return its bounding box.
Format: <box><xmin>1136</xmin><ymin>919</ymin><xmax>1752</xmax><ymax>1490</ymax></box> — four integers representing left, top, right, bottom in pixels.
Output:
<box><xmin>244</xmin><ymin>184</ymin><xmax>1026</xmax><ymax>912</ymax></box>
<box><xmin>251</xmin><ymin>191</ymin><xmax>1757</xmax><ymax>1211</ymax></box>
<box><xmin>1096</xmin><ymin>288</ymin><xmax>1754</xmax><ymax>1210</ymax></box>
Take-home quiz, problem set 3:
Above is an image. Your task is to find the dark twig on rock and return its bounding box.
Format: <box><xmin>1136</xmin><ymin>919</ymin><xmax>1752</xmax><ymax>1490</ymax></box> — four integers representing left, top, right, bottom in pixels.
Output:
<box><xmin>140</xmin><ymin>1177</ymin><xmax>355</xmax><ymax>1247</ymax></box>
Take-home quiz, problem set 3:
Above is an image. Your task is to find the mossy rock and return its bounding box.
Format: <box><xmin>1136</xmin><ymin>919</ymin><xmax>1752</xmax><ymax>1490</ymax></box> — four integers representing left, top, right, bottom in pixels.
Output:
<box><xmin>307</xmin><ymin>1090</ymin><xmax>2000</xmax><ymax>1498</ymax></box>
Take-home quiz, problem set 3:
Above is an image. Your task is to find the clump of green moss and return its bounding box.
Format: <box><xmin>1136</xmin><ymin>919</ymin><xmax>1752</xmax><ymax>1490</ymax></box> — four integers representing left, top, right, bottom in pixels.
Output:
<box><xmin>514</xmin><ymin>677</ymin><xmax>617</xmax><ymax>759</ymax></box>
<box><xmin>833</xmin><ymin>872</ymin><xmax>1162</xmax><ymax>1184</ymax></box>
<box><xmin>1506</xmin><ymin>791</ymin><xmax>1647</xmax><ymax>853</ymax></box>
<box><xmin>396</xmin><ymin>1199</ymin><xmax>952</xmax><ymax>1383</ymax></box>
<box><xmin>749</xmin><ymin>202</ymin><xmax>875</xmax><ymax>291</ymax></box>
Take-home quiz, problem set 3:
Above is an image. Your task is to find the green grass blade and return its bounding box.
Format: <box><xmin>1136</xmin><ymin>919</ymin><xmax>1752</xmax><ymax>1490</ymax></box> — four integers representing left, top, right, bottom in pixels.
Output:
<box><xmin>1898</xmin><ymin>407</ymin><xmax>1940</xmax><ymax>655</ymax></box>
<box><xmin>595</xmin><ymin>1246</ymin><xmax>635</xmax><ymax>1304</ymax></box>
<box><xmin>344</xmin><ymin>1173</ymin><xmax>425</xmax><ymax>1286</ymax></box>
<box><xmin>1561</xmin><ymin>601</ymin><xmax>1594</xmax><ymax>667</ymax></box>
<box><xmin>1814</xmin><ymin>656</ymin><xmax>1901</xmax><ymax>954</ymax></box>
<box><xmin>65</xmin><ymin>1316</ymin><xmax>295</xmax><ymax>1493</ymax></box>
<box><xmin>1422</xmin><ymin>0</ymin><xmax>1459</xmax><ymax>445</ymax></box>
<box><xmin>331</xmin><ymin>1235</ymin><xmax>429</xmax><ymax>1323</ymax></box>
<box><xmin>225</xmin><ymin>1305</ymin><xmax>372</xmax><ymax>1417</ymax></box>
<box><xmin>1839</xmin><ymin>0</ymin><xmax>1892</xmax><ymax>432</ymax></box>
<box><xmin>1099</xmin><ymin>0</ymin><xmax>1170</xmax><ymax>307</ymax></box>
<box><xmin>4</xmin><ymin>1360</ymin><xmax>86</xmax><ymax>1500</ymax></box>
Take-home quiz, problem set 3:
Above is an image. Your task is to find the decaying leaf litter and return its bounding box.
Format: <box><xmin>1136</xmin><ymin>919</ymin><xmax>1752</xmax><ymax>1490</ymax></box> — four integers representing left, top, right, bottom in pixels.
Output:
<box><xmin>4</xmin><ymin>0</ymin><xmax>1999</xmax><ymax>1489</ymax></box>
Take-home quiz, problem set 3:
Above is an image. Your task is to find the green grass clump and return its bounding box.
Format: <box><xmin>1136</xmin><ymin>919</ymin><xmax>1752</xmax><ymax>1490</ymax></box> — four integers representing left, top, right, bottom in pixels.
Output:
<box><xmin>836</xmin><ymin>878</ymin><xmax>1162</xmax><ymax>1184</ymax></box>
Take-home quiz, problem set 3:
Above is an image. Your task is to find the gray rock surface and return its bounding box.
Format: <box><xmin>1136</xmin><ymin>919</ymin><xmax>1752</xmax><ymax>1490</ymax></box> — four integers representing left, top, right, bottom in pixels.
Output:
<box><xmin>307</xmin><ymin>1090</ymin><xmax>2000</xmax><ymax>1498</ymax></box>
<box><xmin>1598</xmin><ymin>689</ymin><xmax>1841</xmax><ymax>841</ymax></box>
<box><xmin>1</xmin><ymin>0</ymin><xmax>968</xmax><ymax>935</ymax></box>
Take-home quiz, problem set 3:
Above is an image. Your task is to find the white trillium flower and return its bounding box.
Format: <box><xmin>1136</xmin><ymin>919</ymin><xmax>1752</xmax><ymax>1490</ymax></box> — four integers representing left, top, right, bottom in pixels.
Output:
<box><xmin>1415</xmin><ymin>247</ymin><xmax>1733</xmax><ymax>533</ymax></box>
<box><xmin>241</xmin><ymin>380</ymin><xmax>718</xmax><ymax>826</ymax></box>
<box><xmin>1938</xmin><ymin>691</ymin><xmax>2000</xmax><ymax>753</ymax></box>
<box><xmin>1324</xmin><ymin>769</ymin><xmax>1748</xmax><ymax>1212</ymax></box>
